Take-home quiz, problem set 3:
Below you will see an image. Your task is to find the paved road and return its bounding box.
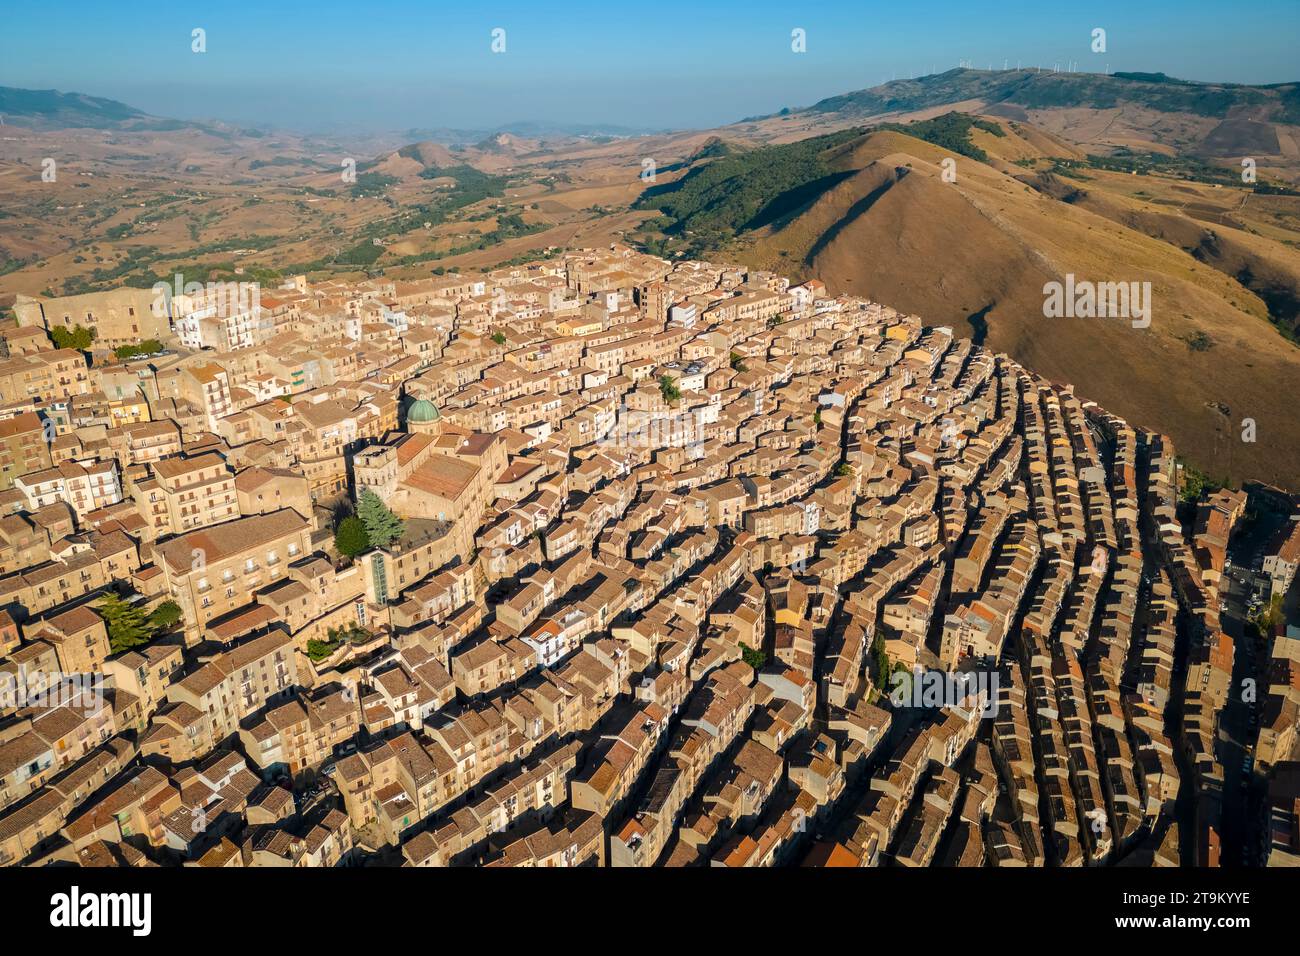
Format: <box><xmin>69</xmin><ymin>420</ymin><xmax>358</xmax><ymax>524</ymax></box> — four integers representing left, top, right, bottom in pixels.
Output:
<box><xmin>1216</xmin><ymin>560</ymin><xmax>1267</xmax><ymax>867</ymax></box>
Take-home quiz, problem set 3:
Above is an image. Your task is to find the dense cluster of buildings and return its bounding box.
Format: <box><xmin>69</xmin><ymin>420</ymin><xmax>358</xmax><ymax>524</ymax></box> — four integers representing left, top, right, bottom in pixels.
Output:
<box><xmin>0</xmin><ymin>245</ymin><xmax>1295</xmax><ymax>868</ymax></box>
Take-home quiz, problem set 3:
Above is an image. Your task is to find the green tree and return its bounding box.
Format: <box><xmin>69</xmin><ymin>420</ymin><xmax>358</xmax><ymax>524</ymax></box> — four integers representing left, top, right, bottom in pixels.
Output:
<box><xmin>491</xmin><ymin>330</ymin><xmax>507</xmax><ymax>346</ymax></box>
<box><xmin>870</xmin><ymin>634</ymin><xmax>891</xmax><ymax>687</ymax></box>
<box><xmin>334</xmin><ymin>516</ymin><xmax>371</xmax><ymax>558</ymax></box>
<box><xmin>729</xmin><ymin>351</ymin><xmax>748</xmax><ymax>372</ymax></box>
<box><xmin>307</xmin><ymin>622</ymin><xmax>371</xmax><ymax>662</ymax></box>
<box><xmin>146</xmin><ymin>599</ymin><xmax>183</xmax><ymax>632</ymax></box>
<box><xmin>739</xmin><ymin>642</ymin><xmax>767</xmax><ymax>670</ymax></box>
<box><xmin>97</xmin><ymin>592</ymin><xmax>152</xmax><ymax>654</ymax></box>
<box><xmin>1178</xmin><ymin>460</ymin><xmax>1221</xmax><ymax>504</ymax></box>
<box><xmin>114</xmin><ymin>339</ymin><xmax>165</xmax><ymax>360</ymax></box>
<box><xmin>357</xmin><ymin>489</ymin><xmax>404</xmax><ymax>548</ymax></box>
<box><xmin>659</xmin><ymin>374</ymin><xmax>681</xmax><ymax>403</ymax></box>
<box><xmin>50</xmin><ymin>325</ymin><xmax>96</xmax><ymax>350</ymax></box>
<box><xmin>307</xmin><ymin>638</ymin><xmax>338</xmax><ymax>662</ymax></box>
<box><xmin>329</xmin><ymin>622</ymin><xmax>371</xmax><ymax>644</ymax></box>
<box><xmin>1251</xmin><ymin>593</ymin><xmax>1285</xmax><ymax>638</ymax></box>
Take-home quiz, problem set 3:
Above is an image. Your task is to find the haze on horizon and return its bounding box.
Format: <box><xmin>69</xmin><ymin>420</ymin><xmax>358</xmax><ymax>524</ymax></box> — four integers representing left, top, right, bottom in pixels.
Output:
<box><xmin>2</xmin><ymin>0</ymin><xmax>1298</xmax><ymax>134</ymax></box>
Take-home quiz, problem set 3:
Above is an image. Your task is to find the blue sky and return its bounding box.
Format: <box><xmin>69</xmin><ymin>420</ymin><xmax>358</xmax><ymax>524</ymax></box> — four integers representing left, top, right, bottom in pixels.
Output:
<box><xmin>2</xmin><ymin>0</ymin><xmax>1297</xmax><ymax>132</ymax></box>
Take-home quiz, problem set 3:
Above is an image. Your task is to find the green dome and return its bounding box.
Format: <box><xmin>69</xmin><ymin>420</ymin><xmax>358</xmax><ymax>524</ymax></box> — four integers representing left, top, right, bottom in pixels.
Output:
<box><xmin>406</xmin><ymin>398</ymin><xmax>440</xmax><ymax>424</ymax></box>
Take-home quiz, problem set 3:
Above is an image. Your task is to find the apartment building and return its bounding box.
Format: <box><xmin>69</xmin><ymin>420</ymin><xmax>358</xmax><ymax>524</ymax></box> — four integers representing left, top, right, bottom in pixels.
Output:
<box><xmin>152</xmin><ymin>452</ymin><xmax>240</xmax><ymax>534</ymax></box>
<box><xmin>0</xmin><ymin>413</ymin><xmax>52</xmax><ymax>491</ymax></box>
<box><xmin>154</xmin><ymin>509</ymin><xmax>312</xmax><ymax>642</ymax></box>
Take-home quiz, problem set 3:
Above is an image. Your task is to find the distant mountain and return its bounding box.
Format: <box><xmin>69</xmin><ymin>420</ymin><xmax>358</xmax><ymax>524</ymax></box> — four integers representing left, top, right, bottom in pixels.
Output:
<box><xmin>399</xmin><ymin>121</ymin><xmax>667</xmax><ymax>147</ymax></box>
<box><xmin>492</xmin><ymin>120</ymin><xmax>667</xmax><ymax>140</ymax></box>
<box><xmin>0</xmin><ymin>86</ymin><xmax>198</xmax><ymax>131</ymax></box>
<box><xmin>0</xmin><ymin>85</ymin><xmax>661</xmax><ymax>142</ymax></box>
<box><xmin>802</xmin><ymin>68</ymin><xmax>1300</xmax><ymax>124</ymax></box>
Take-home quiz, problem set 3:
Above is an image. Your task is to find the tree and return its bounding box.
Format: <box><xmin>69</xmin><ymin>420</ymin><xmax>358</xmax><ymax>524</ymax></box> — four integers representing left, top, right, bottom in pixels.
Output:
<box><xmin>329</xmin><ymin>622</ymin><xmax>370</xmax><ymax>644</ymax></box>
<box><xmin>357</xmin><ymin>489</ymin><xmax>404</xmax><ymax>548</ymax></box>
<box><xmin>1251</xmin><ymin>593</ymin><xmax>1285</xmax><ymax>639</ymax></box>
<box><xmin>491</xmin><ymin>330</ymin><xmax>507</xmax><ymax>346</ymax></box>
<box><xmin>147</xmin><ymin>600</ymin><xmax>183</xmax><ymax>632</ymax></box>
<box><xmin>659</xmin><ymin>374</ymin><xmax>681</xmax><ymax>403</ymax></box>
<box><xmin>729</xmin><ymin>351</ymin><xmax>748</xmax><ymax>372</ymax></box>
<box><xmin>1178</xmin><ymin>460</ymin><xmax>1220</xmax><ymax>504</ymax></box>
<box><xmin>307</xmin><ymin>638</ymin><xmax>338</xmax><ymax>662</ymax></box>
<box><xmin>114</xmin><ymin>339</ymin><xmax>165</xmax><ymax>360</ymax></box>
<box><xmin>50</xmin><ymin>325</ymin><xmax>95</xmax><ymax>350</ymax></box>
<box><xmin>739</xmin><ymin>642</ymin><xmax>767</xmax><ymax>670</ymax></box>
<box><xmin>308</xmin><ymin>622</ymin><xmax>371</xmax><ymax>662</ymax></box>
<box><xmin>97</xmin><ymin>592</ymin><xmax>151</xmax><ymax>654</ymax></box>
<box><xmin>870</xmin><ymin>634</ymin><xmax>891</xmax><ymax>688</ymax></box>
<box><xmin>334</xmin><ymin>516</ymin><xmax>371</xmax><ymax>558</ymax></box>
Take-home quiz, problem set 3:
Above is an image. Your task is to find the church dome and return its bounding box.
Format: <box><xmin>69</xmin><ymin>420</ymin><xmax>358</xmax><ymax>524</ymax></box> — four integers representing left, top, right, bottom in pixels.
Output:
<box><xmin>406</xmin><ymin>398</ymin><xmax>440</xmax><ymax>424</ymax></box>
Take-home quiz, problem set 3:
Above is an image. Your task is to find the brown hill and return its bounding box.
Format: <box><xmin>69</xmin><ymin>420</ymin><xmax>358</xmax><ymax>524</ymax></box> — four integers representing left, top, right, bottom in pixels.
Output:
<box><xmin>739</xmin><ymin>127</ymin><xmax>1300</xmax><ymax>487</ymax></box>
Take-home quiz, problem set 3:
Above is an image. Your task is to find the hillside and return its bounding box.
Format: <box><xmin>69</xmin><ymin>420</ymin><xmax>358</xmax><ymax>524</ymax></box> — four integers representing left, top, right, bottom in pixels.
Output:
<box><xmin>0</xmin><ymin>86</ymin><xmax>210</xmax><ymax>132</ymax></box>
<box><xmin>5</xmin><ymin>76</ymin><xmax>1299</xmax><ymax>487</ymax></box>
<box><xmin>739</xmin><ymin>70</ymin><xmax>1300</xmax><ymax>172</ymax></box>
<box><xmin>807</xmin><ymin>69</ymin><xmax>1300</xmax><ymax>122</ymax></box>
<box><xmin>636</xmin><ymin>116</ymin><xmax>1300</xmax><ymax>487</ymax></box>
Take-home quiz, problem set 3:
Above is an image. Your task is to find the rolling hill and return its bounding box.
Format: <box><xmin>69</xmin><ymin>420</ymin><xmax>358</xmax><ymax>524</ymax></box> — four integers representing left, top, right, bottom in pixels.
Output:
<box><xmin>636</xmin><ymin>114</ymin><xmax>1300</xmax><ymax>487</ymax></box>
<box><xmin>738</xmin><ymin>69</ymin><xmax>1300</xmax><ymax>172</ymax></box>
<box><xmin>0</xmin><ymin>86</ymin><xmax>160</xmax><ymax>129</ymax></box>
<box><xmin>5</xmin><ymin>74</ymin><xmax>1300</xmax><ymax>488</ymax></box>
<box><xmin>0</xmin><ymin>86</ymin><xmax>234</xmax><ymax>133</ymax></box>
<box><xmin>806</xmin><ymin>69</ymin><xmax>1300</xmax><ymax>124</ymax></box>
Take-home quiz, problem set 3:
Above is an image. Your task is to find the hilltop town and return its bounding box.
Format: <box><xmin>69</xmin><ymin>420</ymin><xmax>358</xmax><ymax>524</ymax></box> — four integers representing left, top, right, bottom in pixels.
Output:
<box><xmin>0</xmin><ymin>247</ymin><xmax>1297</xmax><ymax>869</ymax></box>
